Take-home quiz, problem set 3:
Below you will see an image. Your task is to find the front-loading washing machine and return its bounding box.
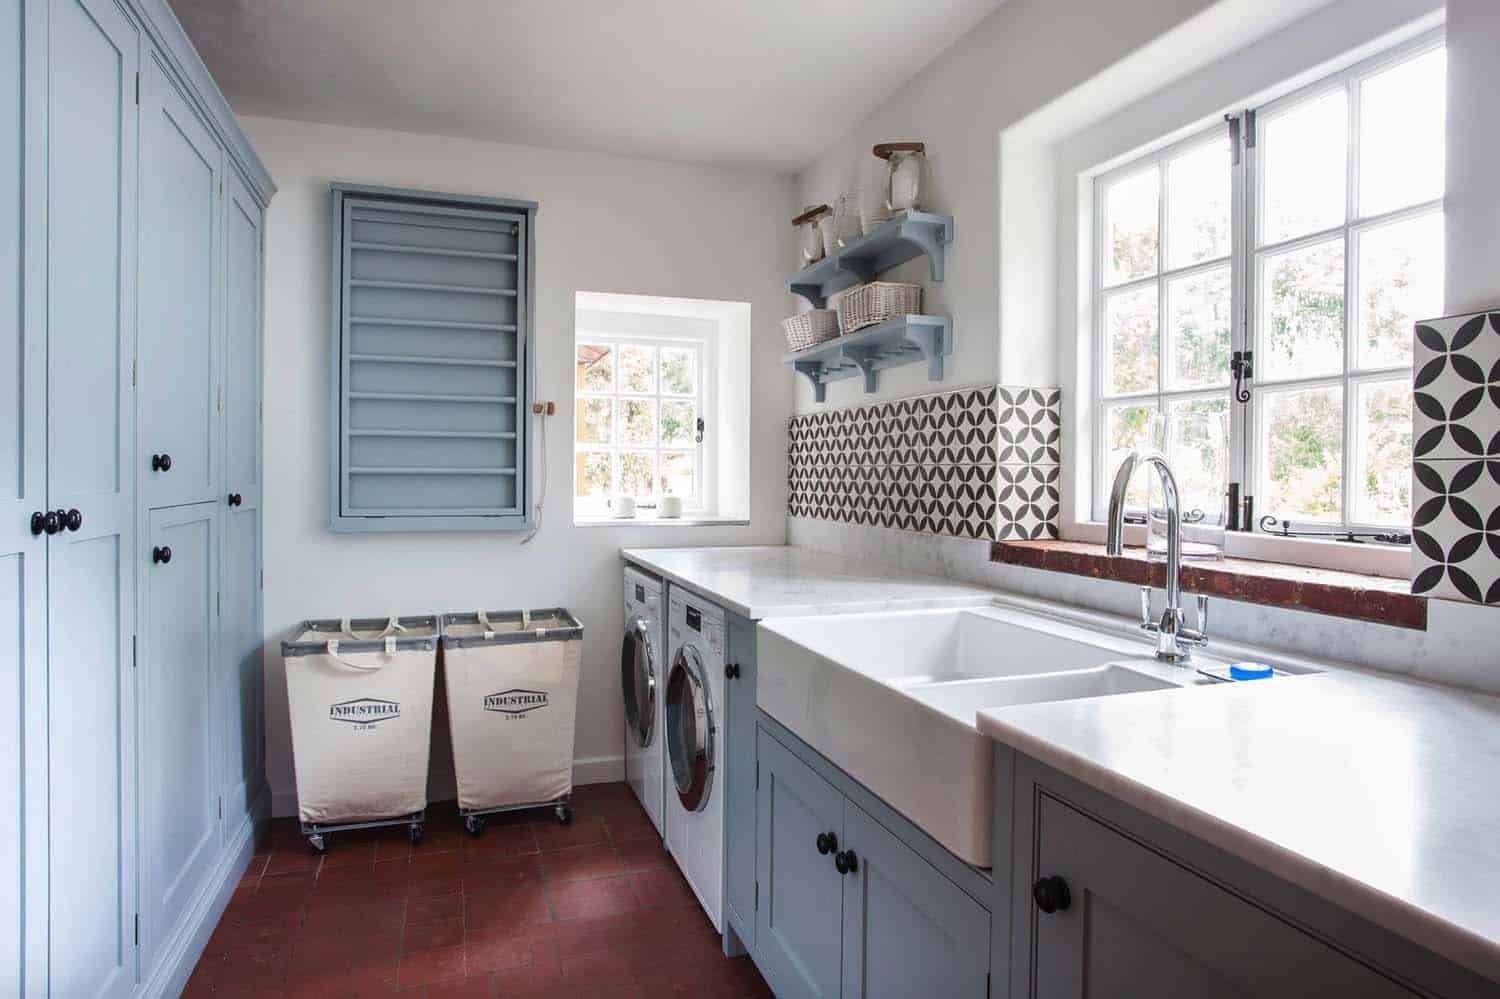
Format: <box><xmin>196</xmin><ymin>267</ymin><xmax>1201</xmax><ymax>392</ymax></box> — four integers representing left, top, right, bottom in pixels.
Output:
<box><xmin>663</xmin><ymin>587</ymin><xmax>726</xmax><ymax>930</ymax></box>
<box><xmin>622</xmin><ymin>566</ymin><xmax>665</xmax><ymax>837</ymax></box>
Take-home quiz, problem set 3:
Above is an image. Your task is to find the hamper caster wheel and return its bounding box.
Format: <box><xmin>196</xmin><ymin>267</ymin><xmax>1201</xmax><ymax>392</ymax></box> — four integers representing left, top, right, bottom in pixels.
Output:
<box><xmin>555</xmin><ymin>803</ymin><xmax>572</xmax><ymax>825</ymax></box>
<box><xmin>409</xmin><ymin>822</ymin><xmax>424</xmax><ymax>845</ymax></box>
<box><xmin>464</xmin><ymin>815</ymin><xmax>487</xmax><ymax>837</ymax></box>
<box><xmin>307</xmin><ymin>833</ymin><xmax>326</xmax><ymax>855</ymax></box>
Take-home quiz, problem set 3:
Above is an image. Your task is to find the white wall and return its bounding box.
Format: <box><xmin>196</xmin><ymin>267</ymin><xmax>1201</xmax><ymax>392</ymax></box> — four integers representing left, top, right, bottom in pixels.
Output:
<box><xmin>247</xmin><ymin>115</ymin><xmax>794</xmax><ymax>813</ymax></box>
<box><xmin>1444</xmin><ymin>0</ymin><xmax>1500</xmax><ymax>313</ymax></box>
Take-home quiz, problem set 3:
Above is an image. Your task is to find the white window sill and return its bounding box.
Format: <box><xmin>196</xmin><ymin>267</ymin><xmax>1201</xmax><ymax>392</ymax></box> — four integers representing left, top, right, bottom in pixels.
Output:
<box><xmin>1062</xmin><ymin>520</ymin><xmax>1410</xmax><ymax>579</ymax></box>
<box><xmin>572</xmin><ymin>512</ymin><xmax>749</xmax><ymax>528</ymax></box>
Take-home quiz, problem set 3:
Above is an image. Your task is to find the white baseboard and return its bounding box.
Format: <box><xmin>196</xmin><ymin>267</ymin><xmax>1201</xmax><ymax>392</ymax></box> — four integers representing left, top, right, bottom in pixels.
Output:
<box><xmin>269</xmin><ymin>754</ymin><xmax>625</xmax><ymax>817</ymax></box>
<box><xmin>136</xmin><ymin>783</ymin><xmax>267</xmax><ymax>998</ymax></box>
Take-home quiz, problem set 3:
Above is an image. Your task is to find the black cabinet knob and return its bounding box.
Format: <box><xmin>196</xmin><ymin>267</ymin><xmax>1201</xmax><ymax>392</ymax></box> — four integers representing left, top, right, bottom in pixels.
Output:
<box><xmin>227</xmin><ymin>493</ymin><xmax>242</xmax><ymax>507</ymax></box>
<box><xmin>816</xmin><ymin>831</ymin><xmax>838</xmax><ymax>856</ymax></box>
<box><xmin>151</xmin><ymin>453</ymin><xmax>172</xmax><ymax>472</ymax></box>
<box><xmin>834</xmin><ymin>849</ymin><xmax>859</xmax><ymax>875</ymax></box>
<box><xmin>1033</xmin><ymin>875</ymin><xmax>1071</xmax><ymax>914</ymax></box>
<box><xmin>30</xmin><ymin>511</ymin><xmax>51</xmax><ymax>536</ymax></box>
<box><xmin>152</xmin><ymin>545</ymin><xmax>172</xmax><ymax>565</ymax></box>
<box><xmin>62</xmin><ymin>509</ymin><xmax>82</xmax><ymax>532</ymax></box>
<box><xmin>725</xmin><ymin>662</ymin><xmax>740</xmax><ymax>679</ymax></box>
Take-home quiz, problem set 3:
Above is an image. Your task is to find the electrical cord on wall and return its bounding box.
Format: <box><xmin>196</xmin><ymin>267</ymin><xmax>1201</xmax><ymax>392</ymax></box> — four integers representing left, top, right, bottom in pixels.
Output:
<box><xmin>520</xmin><ymin>402</ymin><xmax>551</xmax><ymax>545</ymax></box>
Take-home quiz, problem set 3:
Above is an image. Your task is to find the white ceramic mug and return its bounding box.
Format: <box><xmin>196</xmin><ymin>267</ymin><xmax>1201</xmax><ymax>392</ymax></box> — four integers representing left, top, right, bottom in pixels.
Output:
<box><xmin>658</xmin><ymin>495</ymin><xmax>683</xmax><ymax>519</ymax></box>
<box><xmin>612</xmin><ymin>495</ymin><xmax>637</xmax><ymax>519</ymax></box>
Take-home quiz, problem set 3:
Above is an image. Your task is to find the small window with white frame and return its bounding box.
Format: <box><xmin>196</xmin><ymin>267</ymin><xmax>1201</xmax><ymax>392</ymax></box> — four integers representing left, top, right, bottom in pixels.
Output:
<box><xmin>573</xmin><ymin>335</ymin><xmax>711</xmax><ymax>517</ymax></box>
<box><xmin>1089</xmin><ymin>33</ymin><xmax>1445</xmax><ymax>552</ymax></box>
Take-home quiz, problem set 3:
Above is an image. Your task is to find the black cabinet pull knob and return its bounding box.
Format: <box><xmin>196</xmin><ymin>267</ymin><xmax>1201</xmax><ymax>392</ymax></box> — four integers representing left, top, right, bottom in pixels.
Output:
<box><xmin>152</xmin><ymin>545</ymin><xmax>172</xmax><ymax>565</ymax></box>
<box><xmin>227</xmin><ymin>493</ymin><xmax>242</xmax><ymax>507</ymax></box>
<box><xmin>29</xmin><ymin>511</ymin><xmax>49</xmax><ymax>536</ymax></box>
<box><xmin>834</xmin><ymin>849</ymin><xmax>859</xmax><ymax>875</ymax></box>
<box><xmin>62</xmin><ymin>509</ymin><xmax>82</xmax><ymax>532</ymax></box>
<box><xmin>1033</xmin><ymin>875</ymin><xmax>1071</xmax><ymax>914</ymax></box>
<box><xmin>151</xmin><ymin>453</ymin><xmax>172</xmax><ymax>472</ymax></box>
<box><xmin>816</xmin><ymin>831</ymin><xmax>838</xmax><ymax>856</ymax></box>
<box><xmin>725</xmin><ymin>662</ymin><xmax>740</xmax><ymax>679</ymax></box>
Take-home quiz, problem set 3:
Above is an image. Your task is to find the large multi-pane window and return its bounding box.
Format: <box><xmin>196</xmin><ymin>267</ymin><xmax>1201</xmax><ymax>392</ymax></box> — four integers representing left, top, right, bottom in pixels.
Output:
<box><xmin>1092</xmin><ymin>35</ymin><xmax>1445</xmax><ymax>539</ymax></box>
<box><xmin>574</xmin><ymin>337</ymin><xmax>708</xmax><ymax>514</ymax></box>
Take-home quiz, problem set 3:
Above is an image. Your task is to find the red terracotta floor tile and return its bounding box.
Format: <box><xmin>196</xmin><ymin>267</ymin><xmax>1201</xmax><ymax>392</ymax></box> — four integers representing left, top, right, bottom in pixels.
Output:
<box><xmin>404</xmin><ymin>915</ymin><xmax>466</xmax><ymax>953</ymax></box>
<box><xmin>397</xmin><ymin>943</ymin><xmax>467</xmax><ymax>986</ymax></box>
<box><xmin>549</xmin><ymin>876</ymin><xmax>638</xmax><ymax>921</ymax></box>
<box><xmin>188</xmin><ymin>785</ymin><xmax>769</xmax><ymax>997</ymax></box>
<box><xmin>540</xmin><ymin>844</ymin><xmax>623</xmax><ymax>883</ymax></box>
<box><xmin>613</xmin><ymin>838</ymin><xmax>669</xmax><ymax>873</ymax></box>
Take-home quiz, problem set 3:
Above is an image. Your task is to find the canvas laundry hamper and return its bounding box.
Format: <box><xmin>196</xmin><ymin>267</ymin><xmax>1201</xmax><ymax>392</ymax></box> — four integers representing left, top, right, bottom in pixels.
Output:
<box><xmin>440</xmin><ymin>609</ymin><xmax>583</xmax><ymax>832</ymax></box>
<box><xmin>281</xmin><ymin>616</ymin><xmax>439</xmax><ymax>848</ymax></box>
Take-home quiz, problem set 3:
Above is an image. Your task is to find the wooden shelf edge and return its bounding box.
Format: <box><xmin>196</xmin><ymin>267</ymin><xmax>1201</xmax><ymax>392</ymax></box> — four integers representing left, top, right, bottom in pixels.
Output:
<box><xmin>989</xmin><ymin>539</ymin><xmax>1426</xmax><ymax>631</ymax></box>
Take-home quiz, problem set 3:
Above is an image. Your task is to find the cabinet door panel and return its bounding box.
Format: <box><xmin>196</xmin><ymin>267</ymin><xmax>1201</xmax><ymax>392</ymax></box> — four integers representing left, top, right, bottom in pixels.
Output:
<box><xmin>0</xmin><ymin>1</ymin><xmax>37</xmax><ymax>993</ymax></box>
<box><xmin>723</xmin><ymin>614</ymin><xmax>756</xmax><ymax>948</ymax></box>
<box><xmin>138</xmin><ymin>52</ymin><xmax>220</xmax><ymax>508</ymax></box>
<box><xmin>142</xmin><ymin>502</ymin><xmax>220</xmax><ymax>967</ymax></box>
<box><xmin>44</xmin><ymin>1</ymin><xmax>140</xmax><ymax>996</ymax></box>
<box><xmin>1031</xmin><ymin>794</ymin><xmax>1416</xmax><ymax>997</ymax></box>
<box><xmin>755</xmin><ymin>728</ymin><xmax>846</xmax><ymax>999</ymax></box>
<box><xmin>840</xmin><ymin>800</ymin><xmax>989</xmax><ymax>999</ymax></box>
<box><xmin>220</xmin><ymin>168</ymin><xmax>262</xmax><ymax>816</ymax></box>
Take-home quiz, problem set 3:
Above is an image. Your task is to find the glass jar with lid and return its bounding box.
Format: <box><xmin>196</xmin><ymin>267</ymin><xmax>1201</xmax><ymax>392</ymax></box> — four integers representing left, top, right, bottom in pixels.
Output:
<box><xmin>873</xmin><ymin>142</ymin><xmax>928</xmax><ymax>213</ymax></box>
<box><xmin>792</xmin><ymin>204</ymin><xmax>830</xmax><ymax>265</ymax></box>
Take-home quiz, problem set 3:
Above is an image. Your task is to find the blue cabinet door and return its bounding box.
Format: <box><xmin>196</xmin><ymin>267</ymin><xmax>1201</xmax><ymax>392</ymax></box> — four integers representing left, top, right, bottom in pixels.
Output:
<box><xmin>840</xmin><ymin>799</ymin><xmax>990</xmax><ymax>999</ymax></box>
<box><xmin>141</xmin><ymin>501</ymin><xmax>220</xmax><ymax>970</ymax></box>
<box><xmin>723</xmin><ymin>612</ymin><xmax>757</xmax><ymax>951</ymax></box>
<box><xmin>219</xmin><ymin>166</ymin><xmax>263</xmax><ymax>822</ymax></box>
<box><xmin>138</xmin><ymin>48</ymin><xmax>221</xmax><ymax>509</ymax></box>
<box><xmin>755</xmin><ymin>728</ymin><xmax>846</xmax><ymax>999</ymax></box>
<box><xmin>43</xmin><ymin>0</ymin><xmax>141</xmax><ymax>995</ymax></box>
<box><xmin>0</xmin><ymin>3</ymin><xmax>40</xmax><ymax>992</ymax></box>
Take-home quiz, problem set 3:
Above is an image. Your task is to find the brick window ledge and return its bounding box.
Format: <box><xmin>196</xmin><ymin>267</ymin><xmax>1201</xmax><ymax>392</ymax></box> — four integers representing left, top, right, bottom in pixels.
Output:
<box><xmin>990</xmin><ymin>540</ymin><xmax>1425</xmax><ymax>631</ymax></box>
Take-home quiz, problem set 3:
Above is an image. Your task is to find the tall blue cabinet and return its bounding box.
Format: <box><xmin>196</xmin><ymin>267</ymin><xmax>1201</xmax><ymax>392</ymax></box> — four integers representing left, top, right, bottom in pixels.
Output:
<box><xmin>2</xmin><ymin>0</ymin><xmax>275</xmax><ymax>995</ymax></box>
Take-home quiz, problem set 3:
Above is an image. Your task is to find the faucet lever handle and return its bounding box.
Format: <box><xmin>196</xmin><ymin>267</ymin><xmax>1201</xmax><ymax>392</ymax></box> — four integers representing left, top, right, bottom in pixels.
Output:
<box><xmin>1138</xmin><ymin>586</ymin><xmax>1155</xmax><ymax>631</ymax></box>
<box><xmin>1182</xmin><ymin>594</ymin><xmax>1209</xmax><ymax>645</ymax></box>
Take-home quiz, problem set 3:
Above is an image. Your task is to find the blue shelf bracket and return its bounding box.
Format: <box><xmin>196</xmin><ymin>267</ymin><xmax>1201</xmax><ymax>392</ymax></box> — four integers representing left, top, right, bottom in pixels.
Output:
<box><xmin>844</xmin><ymin>347</ymin><xmax>880</xmax><ymax>394</ymax></box>
<box><xmin>793</xmin><ymin>358</ymin><xmax>828</xmax><ymax>403</ymax></box>
<box><xmin>899</xmin><ymin>214</ymin><xmax>952</xmax><ymax>282</ymax></box>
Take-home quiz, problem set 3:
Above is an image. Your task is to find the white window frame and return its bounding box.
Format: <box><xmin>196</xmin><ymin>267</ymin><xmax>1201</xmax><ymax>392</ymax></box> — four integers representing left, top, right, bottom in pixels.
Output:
<box><xmin>573</xmin><ymin>332</ymin><xmax>717</xmax><ymax>518</ymax></box>
<box><xmin>1084</xmin><ymin>29</ymin><xmax>1445</xmax><ymax>573</ymax></box>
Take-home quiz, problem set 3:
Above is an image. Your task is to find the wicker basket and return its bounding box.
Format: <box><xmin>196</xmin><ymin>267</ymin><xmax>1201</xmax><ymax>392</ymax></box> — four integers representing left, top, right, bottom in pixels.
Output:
<box><xmin>838</xmin><ymin>282</ymin><xmax>922</xmax><ymax>334</ymax></box>
<box><xmin>783</xmin><ymin>310</ymin><xmax>840</xmax><ymax>352</ymax></box>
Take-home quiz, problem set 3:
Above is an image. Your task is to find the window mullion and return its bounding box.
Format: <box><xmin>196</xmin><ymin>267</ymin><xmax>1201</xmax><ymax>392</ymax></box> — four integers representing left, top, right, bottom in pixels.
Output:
<box><xmin>1228</xmin><ymin>110</ymin><xmax>1253</xmax><ymax>528</ymax></box>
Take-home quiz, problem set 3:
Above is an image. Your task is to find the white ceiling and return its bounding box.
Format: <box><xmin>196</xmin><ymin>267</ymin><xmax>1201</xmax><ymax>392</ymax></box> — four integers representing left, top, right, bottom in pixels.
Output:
<box><xmin>171</xmin><ymin>0</ymin><xmax>1004</xmax><ymax>173</ymax></box>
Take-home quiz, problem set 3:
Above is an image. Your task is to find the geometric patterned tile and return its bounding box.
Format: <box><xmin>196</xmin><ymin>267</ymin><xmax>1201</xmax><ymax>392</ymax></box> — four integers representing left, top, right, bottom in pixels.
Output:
<box><xmin>1411</xmin><ymin>457</ymin><xmax>1500</xmax><ymax>604</ymax></box>
<box><xmin>998</xmin><ymin>386</ymin><xmax>1061</xmax><ymax>464</ymax></box>
<box><xmin>996</xmin><ymin>463</ymin><xmax>1060</xmax><ymax>540</ymax></box>
<box><xmin>788</xmin><ymin>384</ymin><xmax>1061</xmax><ymax>542</ymax></box>
<box><xmin>1413</xmin><ymin>310</ymin><xmax>1500</xmax><ymax>460</ymax></box>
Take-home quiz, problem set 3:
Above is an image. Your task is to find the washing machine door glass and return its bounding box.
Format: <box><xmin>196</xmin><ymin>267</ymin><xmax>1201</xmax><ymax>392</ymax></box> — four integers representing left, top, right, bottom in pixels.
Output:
<box><xmin>665</xmin><ymin>643</ymin><xmax>715</xmax><ymax>812</ymax></box>
<box><xmin>621</xmin><ymin>616</ymin><xmax>657</xmax><ymax>748</ymax></box>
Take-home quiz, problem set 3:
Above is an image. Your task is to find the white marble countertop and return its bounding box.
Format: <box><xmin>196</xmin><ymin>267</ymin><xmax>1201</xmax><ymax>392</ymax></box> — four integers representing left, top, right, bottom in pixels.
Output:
<box><xmin>978</xmin><ymin>669</ymin><xmax>1500</xmax><ymax>984</ymax></box>
<box><xmin>620</xmin><ymin>545</ymin><xmax>994</xmax><ymax>619</ymax></box>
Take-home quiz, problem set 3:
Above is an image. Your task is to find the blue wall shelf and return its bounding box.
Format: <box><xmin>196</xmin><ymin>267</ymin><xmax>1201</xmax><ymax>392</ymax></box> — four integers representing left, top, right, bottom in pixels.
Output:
<box><xmin>785</xmin><ymin>315</ymin><xmax>952</xmax><ymax>403</ymax></box>
<box><xmin>789</xmin><ymin>212</ymin><xmax>953</xmax><ymax>308</ymax></box>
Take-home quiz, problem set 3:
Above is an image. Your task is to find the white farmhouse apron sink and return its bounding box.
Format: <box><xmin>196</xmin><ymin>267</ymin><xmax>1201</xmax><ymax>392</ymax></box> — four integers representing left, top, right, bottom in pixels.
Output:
<box><xmin>756</xmin><ymin>602</ymin><xmax>1216</xmax><ymax>867</ymax></box>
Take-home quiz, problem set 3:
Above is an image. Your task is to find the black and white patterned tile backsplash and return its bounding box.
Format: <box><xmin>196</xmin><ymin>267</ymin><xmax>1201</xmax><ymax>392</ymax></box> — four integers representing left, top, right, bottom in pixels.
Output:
<box><xmin>1412</xmin><ymin>310</ymin><xmax>1500</xmax><ymax>605</ymax></box>
<box><xmin>788</xmin><ymin>385</ymin><xmax>1060</xmax><ymax>541</ymax></box>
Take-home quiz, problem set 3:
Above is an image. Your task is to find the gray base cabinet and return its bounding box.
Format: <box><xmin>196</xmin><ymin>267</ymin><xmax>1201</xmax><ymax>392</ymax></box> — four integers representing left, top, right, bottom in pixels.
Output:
<box><xmin>754</xmin><ymin>727</ymin><xmax>991</xmax><ymax>999</ymax></box>
<box><xmin>6</xmin><ymin>0</ymin><xmax>274</xmax><ymax>994</ymax></box>
<box><xmin>1002</xmin><ymin>750</ymin><xmax>1498</xmax><ymax>999</ymax></box>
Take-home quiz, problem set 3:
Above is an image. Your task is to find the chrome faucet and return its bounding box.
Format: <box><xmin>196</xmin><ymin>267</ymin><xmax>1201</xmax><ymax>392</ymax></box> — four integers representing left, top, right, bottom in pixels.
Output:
<box><xmin>1104</xmin><ymin>450</ymin><xmax>1208</xmax><ymax>664</ymax></box>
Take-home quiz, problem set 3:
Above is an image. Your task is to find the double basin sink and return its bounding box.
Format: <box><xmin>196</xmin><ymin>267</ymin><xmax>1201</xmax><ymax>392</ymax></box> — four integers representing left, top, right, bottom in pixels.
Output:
<box><xmin>756</xmin><ymin>600</ymin><xmax>1312</xmax><ymax>868</ymax></box>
